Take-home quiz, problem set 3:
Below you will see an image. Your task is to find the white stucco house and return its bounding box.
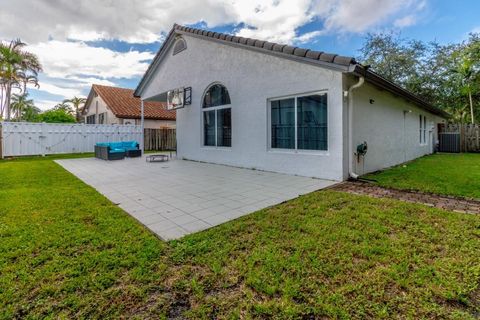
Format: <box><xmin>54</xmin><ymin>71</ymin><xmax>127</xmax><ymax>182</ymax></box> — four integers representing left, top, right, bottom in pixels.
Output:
<box><xmin>83</xmin><ymin>84</ymin><xmax>176</xmax><ymax>128</ymax></box>
<box><xmin>133</xmin><ymin>24</ymin><xmax>448</xmax><ymax>181</ymax></box>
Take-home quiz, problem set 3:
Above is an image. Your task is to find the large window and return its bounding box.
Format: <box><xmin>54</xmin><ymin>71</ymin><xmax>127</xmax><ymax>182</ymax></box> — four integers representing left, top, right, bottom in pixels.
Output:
<box><xmin>98</xmin><ymin>112</ymin><xmax>106</xmax><ymax>124</ymax></box>
<box><xmin>271</xmin><ymin>93</ymin><xmax>327</xmax><ymax>151</ymax></box>
<box><xmin>86</xmin><ymin>114</ymin><xmax>96</xmax><ymax>124</ymax></box>
<box><xmin>203</xmin><ymin>84</ymin><xmax>231</xmax><ymax>147</ymax></box>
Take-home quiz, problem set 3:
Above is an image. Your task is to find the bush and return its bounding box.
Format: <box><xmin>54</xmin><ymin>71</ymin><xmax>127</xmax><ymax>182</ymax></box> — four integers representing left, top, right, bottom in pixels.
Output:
<box><xmin>37</xmin><ymin>109</ymin><xmax>76</xmax><ymax>123</ymax></box>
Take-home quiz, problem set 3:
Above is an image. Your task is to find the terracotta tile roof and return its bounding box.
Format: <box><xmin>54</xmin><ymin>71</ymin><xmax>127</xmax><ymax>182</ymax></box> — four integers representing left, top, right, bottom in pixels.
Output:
<box><xmin>92</xmin><ymin>84</ymin><xmax>175</xmax><ymax>120</ymax></box>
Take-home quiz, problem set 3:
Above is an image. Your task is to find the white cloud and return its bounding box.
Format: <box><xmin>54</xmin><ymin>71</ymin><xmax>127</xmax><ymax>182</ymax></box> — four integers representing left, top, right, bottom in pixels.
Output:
<box><xmin>312</xmin><ymin>0</ymin><xmax>419</xmax><ymax>34</ymax></box>
<box><xmin>0</xmin><ymin>0</ymin><xmax>426</xmax><ymax>105</ymax></box>
<box><xmin>33</xmin><ymin>100</ymin><xmax>61</xmax><ymax>111</ymax></box>
<box><xmin>29</xmin><ymin>41</ymin><xmax>154</xmax><ymax>79</ymax></box>
<box><xmin>296</xmin><ymin>31</ymin><xmax>323</xmax><ymax>44</ymax></box>
<box><xmin>24</xmin><ymin>40</ymin><xmax>154</xmax><ymax>103</ymax></box>
<box><xmin>33</xmin><ymin>83</ymin><xmax>82</xmax><ymax>98</ymax></box>
<box><xmin>394</xmin><ymin>15</ymin><xmax>417</xmax><ymax>28</ymax></box>
<box><xmin>232</xmin><ymin>0</ymin><xmax>314</xmax><ymax>43</ymax></box>
<box><xmin>0</xmin><ymin>0</ymin><xmax>236</xmax><ymax>44</ymax></box>
<box><xmin>1</xmin><ymin>0</ymin><xmax>425</xmax><ymax>45</ymax></box>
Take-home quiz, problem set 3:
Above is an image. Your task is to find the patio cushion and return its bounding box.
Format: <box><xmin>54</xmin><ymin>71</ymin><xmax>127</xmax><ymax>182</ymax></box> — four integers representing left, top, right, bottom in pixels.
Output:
<box><xmin>109</xmin><ymin>142</ymin><xmax>124</xmax><ymax>149</ymax></box>
<box><xmin>109</xmin><ymin>148</ymin><xmax>125</xmax><ymax>153</ymax></box>
<box><xmin>121</xmin><ymin>141</ymin><xmax>138</xmax><ymax>150</ymax></box>
<box><xmin>97</xmin><ymin>141</ymin><xmax>138</xmax><ymax>151</ymax></box>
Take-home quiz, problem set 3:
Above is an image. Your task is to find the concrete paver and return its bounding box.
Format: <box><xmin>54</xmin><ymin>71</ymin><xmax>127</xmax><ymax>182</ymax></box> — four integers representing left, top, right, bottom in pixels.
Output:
<box><xmin>57</xmin><ymin>157</ymin><xmax>335</xmax><ymax>240</ymax></box>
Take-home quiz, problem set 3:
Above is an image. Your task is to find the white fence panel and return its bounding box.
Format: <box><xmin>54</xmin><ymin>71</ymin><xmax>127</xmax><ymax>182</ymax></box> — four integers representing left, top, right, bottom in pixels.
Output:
<box><xmin>0</xmin><ymin>122</ymin><xmax>142</xmax><ymax>157</ymax></box>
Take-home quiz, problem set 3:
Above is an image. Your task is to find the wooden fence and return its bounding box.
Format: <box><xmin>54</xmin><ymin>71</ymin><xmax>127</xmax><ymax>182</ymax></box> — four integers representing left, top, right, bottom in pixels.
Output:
<box><xmin>438</xmin><ymin>123</ymin><xmax>480</xmax><ymax>153</ymax></box>
<box><xmin>144</xmin><ymin>128</ymin><xmax>176</xmax><ymax>151</ymax></box>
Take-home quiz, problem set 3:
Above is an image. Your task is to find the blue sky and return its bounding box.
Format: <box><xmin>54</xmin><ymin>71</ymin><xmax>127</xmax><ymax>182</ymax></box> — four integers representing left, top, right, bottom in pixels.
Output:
<box><xmin>1</xmin><ymin>0</ymin><xmax>479</xmax><ymax>110</ymax></box>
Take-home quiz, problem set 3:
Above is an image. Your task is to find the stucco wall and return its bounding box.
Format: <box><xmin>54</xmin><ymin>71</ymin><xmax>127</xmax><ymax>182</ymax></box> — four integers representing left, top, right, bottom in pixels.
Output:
<box><xmin>351</xmin><ymin>80</ymin><xmax>445</xmax><ymax>175</ymax></box>
<box><xmin>142</xmin><ymin>34</ymin><xmax>346</xmax><ymax>181</ymax></box>
<box><xmin>84</xmin><ymin>95</ymin><xmax>118</xmax><ymax>125</ymax></box>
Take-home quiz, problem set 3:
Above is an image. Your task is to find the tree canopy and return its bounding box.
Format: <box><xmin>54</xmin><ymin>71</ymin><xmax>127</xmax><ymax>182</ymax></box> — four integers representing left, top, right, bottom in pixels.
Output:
<box><xmin>359</xmin><ymin>32</ymin><xmax>480</xmax><ymax>123</ymax></box>
<box><xmin>0</xmin><ymin>39</ymin><xmax>42</xmax><ymax>120</ymax></box>
<box><xmin>36</xmin><ymin>108</ymin><xmax>76</xmax><ymax>123</ymax></box>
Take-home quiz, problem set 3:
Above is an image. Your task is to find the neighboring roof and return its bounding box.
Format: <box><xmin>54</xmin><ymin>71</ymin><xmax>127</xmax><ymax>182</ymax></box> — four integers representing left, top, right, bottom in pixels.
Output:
<box><xmin>135</xmin><ymin>24</ymin><xmax>448</xmax><ymax>118</ymax></box>
<box><xmin>86</xmin><ymin>84</ymin><xmax>175</xmax><ymax>120</ymax></box>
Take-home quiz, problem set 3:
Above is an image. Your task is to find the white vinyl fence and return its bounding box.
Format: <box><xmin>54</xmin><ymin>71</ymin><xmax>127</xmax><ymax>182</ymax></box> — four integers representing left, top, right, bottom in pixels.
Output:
<box><xmin>0</xmin><ymin>122</ymin><xmax>142</xmax><ymax>158</ymax></box>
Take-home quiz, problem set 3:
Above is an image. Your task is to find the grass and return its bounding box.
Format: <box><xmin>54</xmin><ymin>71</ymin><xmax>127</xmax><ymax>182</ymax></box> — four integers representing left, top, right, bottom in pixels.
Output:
<box><xmin>1</xmin><ymin>155</ymin><xmax>479</xmax><ymax>319</ymax></box>
<box><xmin>364</xmin><ymin>153</ymin><xmax>480</xmax><ymax>200</ymax></box>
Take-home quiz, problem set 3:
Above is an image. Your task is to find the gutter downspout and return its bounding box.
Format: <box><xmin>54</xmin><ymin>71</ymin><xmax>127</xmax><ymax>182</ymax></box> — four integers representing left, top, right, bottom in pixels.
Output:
<box><xmin>140</xmin><ymin>100</ymin><xmax>145</xmax><ymax>153</ymax></box>
<box><xmin>347</xmin><ymin>76</ymin><xmax>365</xmax><ymax>179</ymax></box>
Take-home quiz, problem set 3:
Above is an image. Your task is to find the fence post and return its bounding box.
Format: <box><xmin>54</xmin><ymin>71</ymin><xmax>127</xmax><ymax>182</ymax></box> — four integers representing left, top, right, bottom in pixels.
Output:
<box><xmin>459</xmin><ymin>124</ymin><xmax>465</xmax><ymax>153</ymax></box>
<box><xmin>0</xmin><ymin>123</ymin><xmax>3</xmax><ymax>159</ymax></box>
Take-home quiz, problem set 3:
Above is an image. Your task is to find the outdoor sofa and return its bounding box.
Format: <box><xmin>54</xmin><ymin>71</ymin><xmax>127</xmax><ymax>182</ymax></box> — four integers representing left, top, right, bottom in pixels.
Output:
<box><xmin>94</xmin><ymin>141</ymin><xmax>141</xmax><ymax>160</ymax></box>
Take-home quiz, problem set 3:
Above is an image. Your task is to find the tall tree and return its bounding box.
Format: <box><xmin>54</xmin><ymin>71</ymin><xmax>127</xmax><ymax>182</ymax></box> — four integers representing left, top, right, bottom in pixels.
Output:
<box><xmin>359</xmin><ymin>32</ymin><xmax>480</xmax><ymax>123</ymax></box>
<box><xmin>0</xmin><ymin>39</ymin><xmax>42</xmax><ymax>120</ymax></box>
<box><xmin>64</xmin><ymin>96</ymin><xmax>86</xmax><ymax>122</ymax></box>
<box><xmin>53</xmin><ymin>101</ymin><xmax>75</xmax><ymax>115</ymax></box>
<box><xmin>451</xmin><ymin>34</ymin><xmax>480</xmax><ymax>124</ymax></box>
<box><xmin>358</xmin><ymin>32</ymin><xmax>425</xmax><ymax>89</ymax></box>
<box><xmin>10</xmin><ymin>92</ymin><xmax>36</xmax><ymax>121</ymax></box>
<box><xmin>21</xmin><ymin>104</ymin><xmax>41</xmax><ymax>122</ymax></box>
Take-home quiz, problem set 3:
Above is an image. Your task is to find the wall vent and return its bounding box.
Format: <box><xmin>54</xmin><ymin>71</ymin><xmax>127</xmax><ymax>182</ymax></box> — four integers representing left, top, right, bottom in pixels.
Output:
<box><xmin>173</xmin><ymin>38</ymin><xmax>187</xmax><ymax>55</ymax></box>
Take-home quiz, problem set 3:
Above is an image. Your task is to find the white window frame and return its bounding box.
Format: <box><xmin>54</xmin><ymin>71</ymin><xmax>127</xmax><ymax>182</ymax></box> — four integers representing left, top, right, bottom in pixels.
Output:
<box><xmin>201</xmin><ymin>83</ymin><xmax>232</xmax><ymax>149</ymax></box>
<box><xmin>267</xmin><ymin>90</ymin><xmax>329</xmax><ymax>155</ymax></box>
<box><xmin>419</xmin><ymin>114</ymin><xmax>427</xmax><ymax>145</ymax></box>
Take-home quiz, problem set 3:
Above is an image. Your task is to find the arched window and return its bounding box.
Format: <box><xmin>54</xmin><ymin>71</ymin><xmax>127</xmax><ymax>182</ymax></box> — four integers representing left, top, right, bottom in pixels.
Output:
<box><xmin>203</xmin><ymin>84</ymin><xmax>231</xmax><ymax>108</ymax></box>
<box><xmin>202</xmin><ymin>83</ymin><xmax>232</xmax><ymax>147</ymax></box>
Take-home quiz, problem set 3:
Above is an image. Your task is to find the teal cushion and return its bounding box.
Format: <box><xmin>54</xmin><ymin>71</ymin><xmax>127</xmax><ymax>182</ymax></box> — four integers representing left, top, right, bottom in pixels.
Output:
<box><xmin>121</xmin><ymin>141</ymin><xmax>138</xmax><ymax>150</ymax></box>
<box><xmin>109</xmin><ymin>142</ymin><xmax>123</xmax><ymax>149</ymax></box>
<box><xmin>97</xmin><ymin>141</ymin><xmax>137</xmax><ymax>150</ymax></box>
<box><xmin>109</xmin><ymin>148</ymin><xmax>125</xmax><ymax>154</ymax></box>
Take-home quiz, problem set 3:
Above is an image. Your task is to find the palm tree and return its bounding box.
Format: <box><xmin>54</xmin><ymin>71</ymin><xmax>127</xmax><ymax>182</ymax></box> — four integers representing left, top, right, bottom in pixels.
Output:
<box><xmin>447</xmin><ymin>104</ymin><xmax>470</xmax><ymax>124</ymax></box>
<box><xmin>54</xmin><ymin>102</ymin><xmax>75</xmax><ymax>115</ymax></box>
<box><xmin>64</xmin><ymin>96</ymin><xmax>86</xmax><ymax>122</ymax></box>
<box><xmin>11</xmin><ymin>92</ymin><xmax>35</xmax><ymax>121</ymax></box>
<box><xmin>22</xmin><ymin>104</ymin><xmax>41</xmax><ymax>122</ymax></box>
<box><xmin>0</xmin><ymin>39</ymin><xmax>42</xmax><ymax>120</ymax></box>
<box><xmin>455</xmin><ymin>59</ymin><xmax>476</xmax><ymax>124</ymax></box>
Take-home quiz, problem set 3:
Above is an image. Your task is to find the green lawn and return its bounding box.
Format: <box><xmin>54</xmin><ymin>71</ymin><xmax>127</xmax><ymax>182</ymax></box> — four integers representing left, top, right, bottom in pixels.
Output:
<box><xmin>364</xmin><ymin>153</ymin><xmax>480</xmax><ymax>199</ymax></box>
<box><xmin>1</xmin><ymin>156</ymin><xmax>479</xmax><ymax>319</ymax></box>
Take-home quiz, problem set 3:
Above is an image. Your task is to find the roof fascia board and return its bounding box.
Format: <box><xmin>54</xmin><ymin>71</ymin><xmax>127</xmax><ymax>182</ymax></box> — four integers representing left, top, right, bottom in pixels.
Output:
<box><xmin>116</xmin><ymin>115</ymin><xmax>174</xmax><ymax>120</ymax></box>
<box><xmin>83</xmin><ymin>87</ymin><xmax>96</xmax><ymax>115</ymax></box>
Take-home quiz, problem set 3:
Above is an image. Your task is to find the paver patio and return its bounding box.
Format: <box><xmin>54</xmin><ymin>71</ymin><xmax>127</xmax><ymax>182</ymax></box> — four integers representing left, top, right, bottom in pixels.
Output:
<box><xmin>56</xmin><ymin>156</ymin><xmax>335</xmax><ymax>240</ymax></box>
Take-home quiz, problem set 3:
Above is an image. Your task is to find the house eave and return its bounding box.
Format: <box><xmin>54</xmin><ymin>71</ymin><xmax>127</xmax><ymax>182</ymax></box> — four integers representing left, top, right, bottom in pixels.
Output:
<box><xmin>350</xmin><ymin>65</ymin><xmax>450</xmax><ymax>118</ymax></box>
<box><xmin>116</xmin><ymin>115</ymin><xmax>175</xmax><ymax>121</ymax></box>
